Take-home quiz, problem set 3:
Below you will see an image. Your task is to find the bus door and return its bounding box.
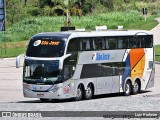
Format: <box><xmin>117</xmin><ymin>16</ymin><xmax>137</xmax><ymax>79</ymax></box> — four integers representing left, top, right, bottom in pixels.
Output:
<box><xmin>112</xmin><ymin>76</ymin><xmax>120</xmax><ymax>93</ymax></box>
<box><xmin>97</xmin><ymin>67</ymin><xmax>112</xmax><ymax>94</ymax></box>
<box><xmin>62</xmin><ymin>65</ymin><xmax>72</xmax><ymax>97</ymax></box>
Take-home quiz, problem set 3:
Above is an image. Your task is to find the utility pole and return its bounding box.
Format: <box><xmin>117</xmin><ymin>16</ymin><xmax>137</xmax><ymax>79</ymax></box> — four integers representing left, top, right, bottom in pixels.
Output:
<box><xmin>142</xmin><ymin>8</ymin><xmax>147</xmax><ymax>21</ymax></box>
<box><xmin>0</xmin><ymin>0</ymin><xmax>6</xmax><ymax>57</ymax></box>
<box><xmin>64</xmin><ymin>0</ymin><xmax>70</xmax><ymax>27</ymax></box>
<box><xmin>61</xmin><ymin>0</ymin><xmax>75</xmax><ymax>31</ymax></box>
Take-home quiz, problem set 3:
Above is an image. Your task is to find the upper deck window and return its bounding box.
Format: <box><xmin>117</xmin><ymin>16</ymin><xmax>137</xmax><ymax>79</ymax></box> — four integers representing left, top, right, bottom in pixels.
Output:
<box><xmin>26</xmin><ymin>38</ymin><xmax>66</xmax><ymax>57</ymax></box>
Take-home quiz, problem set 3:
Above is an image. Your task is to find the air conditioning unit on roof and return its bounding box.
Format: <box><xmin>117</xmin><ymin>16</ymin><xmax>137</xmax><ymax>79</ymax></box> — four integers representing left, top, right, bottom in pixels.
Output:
<box><xmin>95</xmin><ymin>25</ymin><xmax>107</xmax><ymax>31</ymax></box>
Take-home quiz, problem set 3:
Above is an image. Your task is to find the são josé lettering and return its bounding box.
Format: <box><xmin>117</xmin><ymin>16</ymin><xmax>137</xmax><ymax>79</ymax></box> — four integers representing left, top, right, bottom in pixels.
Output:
<box><xmin>33</xmin><ymin>40</ymin><xmax>60</xmax><ymax>46</ymax></box>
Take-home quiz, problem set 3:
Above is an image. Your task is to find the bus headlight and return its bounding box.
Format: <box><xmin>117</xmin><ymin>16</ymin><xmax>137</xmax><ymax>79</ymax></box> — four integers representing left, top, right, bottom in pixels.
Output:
<box><xmin>49</xmin><ymin>86</ymin><xmax>61</xmax><ymax>92</ymax></box>
<box><xmin>24</xmin><ymin>83</ymin><xmax>31</xmax><ymax>91</ymax></box>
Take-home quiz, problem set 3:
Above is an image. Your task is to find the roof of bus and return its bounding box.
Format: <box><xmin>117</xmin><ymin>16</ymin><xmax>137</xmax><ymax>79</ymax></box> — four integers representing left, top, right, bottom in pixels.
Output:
<box><xmin>32</xmin><ymin>32</ymin><xmax>72</xmax><ymax>39</ymax></box>
<box><xmin>74</xmin><ymin>30</ymin><xmax>153</xmax><ymax>37</ymax></box>
<box><xmin>33</xmin><ymin>30</ymin><xmax>152</xmax><ymax>39</ymax></box>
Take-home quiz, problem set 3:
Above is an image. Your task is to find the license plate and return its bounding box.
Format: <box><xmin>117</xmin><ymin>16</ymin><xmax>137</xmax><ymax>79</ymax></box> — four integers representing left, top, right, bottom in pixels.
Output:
<box><xmin>37</xmin><ymin>94</ymin><xmax>44</xmax><ymax>97</ymax></box>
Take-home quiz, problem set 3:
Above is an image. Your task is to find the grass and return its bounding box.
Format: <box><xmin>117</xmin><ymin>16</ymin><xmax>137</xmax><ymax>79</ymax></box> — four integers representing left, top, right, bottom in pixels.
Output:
<box><xmin>125</xmin><ymin>19</ymin><xmax>159</xmax><ymax>30</ymax></box>
<box><xmin>0</xmin><ymin>41</ymin><xmax>28</xmax><ymax>58</ymax></box>
<box><xmin>3</xmin><ymin>10</ymin><xmax>159</xmax><ymax>42</ymax></box>
<box><xmin>0</xmin><ymin>47</ymin><xmax>26</xmax><ymax>58</ymax></box>
<box><xmin>155</xmin><ymin>45</ymin><xmax>160</xmax><ymax>62</ymax></box>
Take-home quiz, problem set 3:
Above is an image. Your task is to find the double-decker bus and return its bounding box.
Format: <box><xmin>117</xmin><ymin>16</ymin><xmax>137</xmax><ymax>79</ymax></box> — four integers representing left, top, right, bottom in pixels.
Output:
<box><xmin>16</xmin><ymin>30</ymin><xmax>154</xmax><ymax>102</ymax></box>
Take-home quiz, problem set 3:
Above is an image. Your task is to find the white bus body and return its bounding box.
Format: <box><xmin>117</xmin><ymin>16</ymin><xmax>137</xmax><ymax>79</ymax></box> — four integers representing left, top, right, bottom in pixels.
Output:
<box><xmin>18</xmin><ymin>30</ymin><xmax>154</xmax><ymax>101</ymax></box>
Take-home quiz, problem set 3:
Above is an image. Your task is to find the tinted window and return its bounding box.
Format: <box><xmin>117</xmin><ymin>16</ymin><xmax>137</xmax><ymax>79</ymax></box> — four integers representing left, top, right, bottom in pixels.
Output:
<box><xmin>26</xmin><ymin>39</ymin><xmax>65</xmax><ymax>57</ymax></box>
<box><xmin>118</xmin><ymin>37</ymin><xmax>129</xmax><ymax>49</ymax></box>
<box><xmin>80</xmin><ymin>38</ymin><xmax>91</xmax><ymax>51</ymax></box>
<box><xmin>67</xmin><ymin>35</ymin><xmax>153</xmax><ymax>53</ymax></box>
<box><xmin>108</xmin><ymin>37</ymin><xmax>117</xmax><ymax>49</ymax></box>
<box><xmin>67</xmin><ymin>38</ymin><xmax>80</xmax><ymax>52</ymax></box>
<box><xmin>23</xmin><ymin>60</ymin><xmax>62</xmax><ymax>85</ymax></box>
<box><xmin>80</xmin><ymin>62</ymin><xmax>126</xmax><ymax>79</ymax></box>
<box><xmin>128</xmin><ymin>37</ymin><xmax>141</xmax><ymax>48</ymax></box>
<box><xmin>118</xmin><ymin>35</ymin><xmax>153</xmax><ymax>49</ymax></box>
<box><xmin>94</xmin><ymin>38</ymin><xmax>106</xmax><ymax>50</ymax></box>
<box><xmin>140</xmin><ymin>36</ymin><xmax>153</xmax><ymax>48</ymax></box>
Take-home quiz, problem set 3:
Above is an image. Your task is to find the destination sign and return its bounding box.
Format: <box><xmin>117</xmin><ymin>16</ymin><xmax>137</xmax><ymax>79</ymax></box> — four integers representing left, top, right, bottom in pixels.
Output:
<box><xmin>33</xmin><ymin>40</ymin><xmax>60</xmax><ymax>46</ymax></box>
<box><xmin>41</xmin><ymin>41</ymin><xmax>60</xmax><ymax>46</ymax></box>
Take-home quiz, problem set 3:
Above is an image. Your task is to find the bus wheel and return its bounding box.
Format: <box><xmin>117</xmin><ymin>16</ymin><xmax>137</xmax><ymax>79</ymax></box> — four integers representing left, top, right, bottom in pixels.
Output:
<box><xmin>132</xmin><ymin>81</ymin><xmax>140</xmax><ymax>95</ymax></box>
<box><xmin>84</xmin><ymin>84</ymin><xmax>93</xmax><ymax>100</ymax></box>
<box><xmin>40</xmin><ymin>98</ymin><xmax>49</xmax><ymax>102</ymax></box>
<box><xmin>75</xmin><ymin>85</ymin><xmax>83</xmax><ymax>101</ymax></box>
<box><xmin>123</xmin><ymin>81</ymin><xmax>131</xmax><ymax>96</ymax></box>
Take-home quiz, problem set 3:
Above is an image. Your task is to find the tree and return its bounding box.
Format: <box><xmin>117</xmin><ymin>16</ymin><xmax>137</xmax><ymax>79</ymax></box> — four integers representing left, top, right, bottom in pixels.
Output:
<box><xmin>6</xmin><ymin>0</ymin><xmax>28</xmax><ymax>25</ymax></box>
<box><xmin>24</xmin><ymin>0</ymin><xmax>28</xmax><ymax>6</ymax></box>
<box><xmin>124</xmin><ymin>0</ymin><xmax>129</xmax><ymax>3</ymax></box>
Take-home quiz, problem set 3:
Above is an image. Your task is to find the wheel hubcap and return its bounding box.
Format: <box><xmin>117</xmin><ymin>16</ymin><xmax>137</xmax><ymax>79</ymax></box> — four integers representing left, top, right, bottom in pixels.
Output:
<box><xmin>77</xmin><ymin>88</ymin><xmax>81</xmax><ymax>97</ymax></box>
<box><xmin>126</xmin><ymin>84</ymin><xmax>130</xmax><ymax>94</ymax></box>
<box><xmin>86</xmin><ymin>87</ymin><xmax>92</xmax><ymax>97</ymax></box>
<box><xmin>134</xmin><ymin>82</ymin><xmax>139</xmax><ymax>92</ymax></box>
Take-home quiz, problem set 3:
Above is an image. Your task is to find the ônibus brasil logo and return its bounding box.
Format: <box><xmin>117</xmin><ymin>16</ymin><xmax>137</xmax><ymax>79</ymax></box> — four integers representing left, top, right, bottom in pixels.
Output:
<box><xmin>33</xmin><ymin>40</ymin><xmax>41</xmax><ymax>46</ymax></box>
<box><xmin>92</xmin><ymin>53</ymin><xmax>110</xmax><ymax>61</ymax></box>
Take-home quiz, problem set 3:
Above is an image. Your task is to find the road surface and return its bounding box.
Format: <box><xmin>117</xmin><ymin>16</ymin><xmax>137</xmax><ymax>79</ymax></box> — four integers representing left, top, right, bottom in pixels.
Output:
<box><xmin>0</xmin><ymin>58</ymin><xmax>160</xmax><ymax>120</ymax></box>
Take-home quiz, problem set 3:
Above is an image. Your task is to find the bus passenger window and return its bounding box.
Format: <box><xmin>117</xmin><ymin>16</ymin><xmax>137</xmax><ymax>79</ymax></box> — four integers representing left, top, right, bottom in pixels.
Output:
<box><xmin>80</xmin><ymin>39</ymin><xmax>90</xmax><ymax>51</ymax></box>
<box><xmin>108</xmin><ymin>37</ymin><xmax>117</xmax><ymax>49</ymax></box>
<box><xmin>129</xmin><ymin>37</ymin><xmax>141</xmax><ymax>48</ymax></box>
<box><xmin>105</xmin><ymin>39</ymin><xmax>109</xmax><ymax>49</ymax></box>
<box><xmin>134</xmin><ymin>37</ymin><xmax>141</xmax><ymax>48</ymax></box>
<box><xmin>118</xmin><ymin>37</ymin><xmax>129</xmax><ymax>49</ymax></box>
<box><xmin>94</xmin><ymin>38</ymin><xmax>104</xmax><ymax>50</ymax></box>
<box><xmin>140</xmin><ymin>36</ymin><xmax>153</xmax><ymax>48</ymax></box>
<box><xmin>129</xmin><ymin>37</ymin><xmax>136</xmax><ymax>48</ymax></box>
<box><xmin>67</xmin><ymin>39</ymin><xmax>80</xmax><ymax>53</ymax></box>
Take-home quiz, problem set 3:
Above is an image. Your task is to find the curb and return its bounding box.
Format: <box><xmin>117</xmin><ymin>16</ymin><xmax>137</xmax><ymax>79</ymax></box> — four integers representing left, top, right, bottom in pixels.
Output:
<box><xmin>151</xmin><ymin>23</ymin><xmax>160</xmax><ymax>31</ymax></box>
<box><xmin>155</xmin><ymin>61</ymin><xmax>160</xmax><ymax>64</ymax></box>
<box><xmin>151</xmin><ymin>18</ymin><xmax>160</xmax><ymax>31</ymax></box>
<box><xmin>0</xmin><ymin>58</ymin><xmax>16</xmax><ymax>60</ymax></box>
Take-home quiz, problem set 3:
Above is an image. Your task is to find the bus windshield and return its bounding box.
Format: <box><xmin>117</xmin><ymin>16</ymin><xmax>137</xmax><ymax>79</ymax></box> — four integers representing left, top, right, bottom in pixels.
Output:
<box><xmin>23</xmin><ymin>60</ymin><xmax>62</xmax><ymax>84</ymax></box>
<box><xmin>26</xmin><ymin>39</ymin><xmax>65</xmax><ymax>57</ymax></box>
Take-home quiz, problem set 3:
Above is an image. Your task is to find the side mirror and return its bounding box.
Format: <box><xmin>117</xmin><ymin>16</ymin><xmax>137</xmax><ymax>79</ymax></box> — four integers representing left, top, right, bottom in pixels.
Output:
<box><xmin>16</xmin><ymin>54</ymin><xmax>25</xmax><ymax>68</ymax></box>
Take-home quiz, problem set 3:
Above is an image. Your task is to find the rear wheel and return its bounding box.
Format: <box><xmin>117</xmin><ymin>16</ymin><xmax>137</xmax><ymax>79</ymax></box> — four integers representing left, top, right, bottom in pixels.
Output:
<box><xmin>75</xmin><ymin>85</ymin><xmax>83</xmax><ymax>101</ymax></box>
<box><xmin>132</xmin><ymin>81</ymin><xmax>140</xmax><ymax>95</ymax></box>
<box><xmin>40</xmin><ymin>98</ymin><xmax>49</xmax><ymax>102</ymax></box>
<box><xmin>123</xmin><ymin>81</ymin><xmax>131</xmax><ymax>96</ymax></box>
<box><xmin>84</xmin><ymin>84</ymin><xmax>93</xmax><ymax>100</ymax></box>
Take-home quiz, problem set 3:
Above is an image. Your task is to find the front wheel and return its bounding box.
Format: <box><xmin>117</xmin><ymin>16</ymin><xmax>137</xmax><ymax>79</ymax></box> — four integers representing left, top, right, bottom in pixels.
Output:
<box><xmin>84</xmin><ymin>84</ymin><xmax>93</xmax><ymax>100</ymax></box>
<box><xmin>75</xmin><ymin>85</ymin><xmax>83</xmax><ymax>101</ymax></box>
<box><xmin>123</xmin><ymin>81</ymin><xmax>132</xmax><ymax>96</ymax></box>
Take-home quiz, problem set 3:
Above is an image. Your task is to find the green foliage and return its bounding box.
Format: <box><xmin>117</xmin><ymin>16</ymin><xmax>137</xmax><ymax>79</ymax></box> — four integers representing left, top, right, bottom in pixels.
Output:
<box><xmin>6</xmin><ymin>0</ymin><xmax>160</xmax><ymax>26</ymax></box>
<box><xmin>4</xmin><ymin>10</ymin><xmax>158</xmax><ymax>42</ymax></box>
<box><xmin>6</xmin><ymin>0</ymin><xmax>29</xmax><ymax>26</ymax></box>
<box><xmin>0</xmin><ymin>48</ymin><xmax>26</xmax><ymax>58</ymax></box>
<box><xmin>155</xmin><ymin>45</ymin><xmax>160</xmax><ymax>62</ymax></box>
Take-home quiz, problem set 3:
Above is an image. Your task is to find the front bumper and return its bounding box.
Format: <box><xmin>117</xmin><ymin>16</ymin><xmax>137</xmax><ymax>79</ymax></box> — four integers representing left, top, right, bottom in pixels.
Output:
<box><xmin>23</xmin><ymin>83</ymin><xmax>72</xmax><ymax>99</ymax></box>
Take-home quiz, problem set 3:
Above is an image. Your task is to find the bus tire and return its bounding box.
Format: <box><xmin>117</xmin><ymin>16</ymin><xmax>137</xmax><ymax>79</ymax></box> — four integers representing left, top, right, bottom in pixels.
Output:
<box><xmin>132</xmin><ymin>80</ymin><xmax>140</xmax><ymax>95</ymax></box>
<box><xmin>40</xmin><ymin>98</ymin><xmax>49</xmax><ymax>102</ymax></box>
<box><xmin>84</xmin><ymin>83</ymin><xmax>93</xmax><ymax>100</ymax></box>
<box><xmin>75</xmin><ymin>85</ymin><xmax>83</xmax><ymax>101</ymax></box>
<box><xmin>123</xmin><ymin>81</ymin><xmax>131</xmax><ymax>96</ymax></box>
